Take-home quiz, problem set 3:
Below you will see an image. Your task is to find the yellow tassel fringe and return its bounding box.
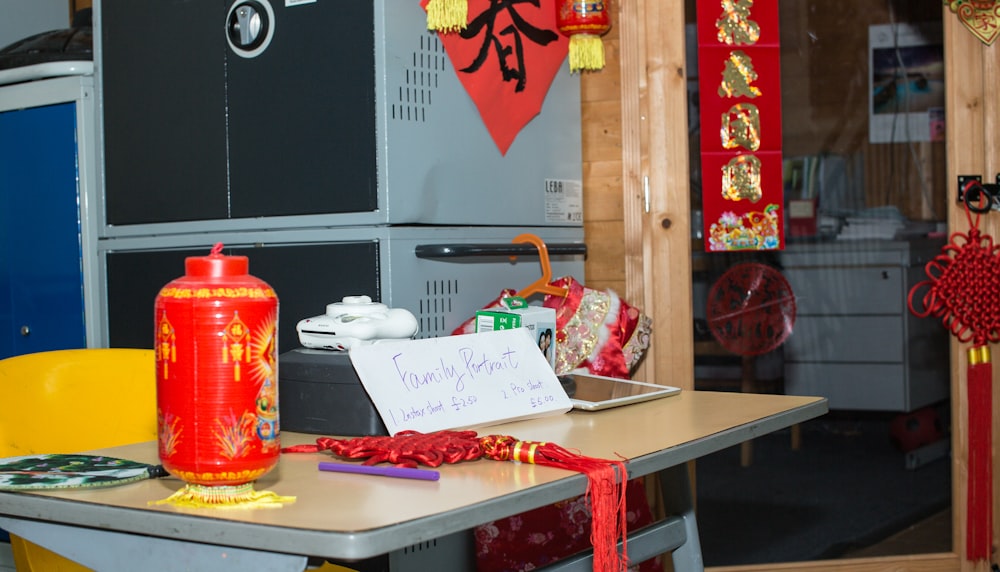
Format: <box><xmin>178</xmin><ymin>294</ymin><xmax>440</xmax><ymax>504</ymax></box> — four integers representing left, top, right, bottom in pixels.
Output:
<box><xmin>151</xmin><ymin>482</ymin><xmax>295</xmax><ymax>509</ymax></box>
<box><xmin>568</xmin><ymin>34</ymin><xmax>606</xmax><ymax>73</ymax></box>
<box><xmin>426</xmin><ymin>0</ymin><xmax>467</xmax><ymax>33</ymax></box>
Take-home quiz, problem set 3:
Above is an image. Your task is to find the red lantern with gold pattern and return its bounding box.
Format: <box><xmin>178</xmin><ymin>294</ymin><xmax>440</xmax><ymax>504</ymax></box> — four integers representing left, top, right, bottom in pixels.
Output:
<box><xmin>155</xmin><ymin>244</ymin><xmax>280</xmax><ymax>497</ymax></box>
<box><xmin>555</xmin><ymin>0</ymin><xmax>612</xmax><ymax>73</ymax></box>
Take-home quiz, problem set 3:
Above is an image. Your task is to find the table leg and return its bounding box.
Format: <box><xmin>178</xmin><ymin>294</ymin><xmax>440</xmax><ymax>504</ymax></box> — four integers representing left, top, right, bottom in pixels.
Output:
<box><xmin>658</xmin><ymin>464</ymin><xmax>705</xmax><ymax>572</ymax></box>
<box><xmin>0</xmin><ymin>517</ymin><xmax>308</xmax><ymax>572</ymax></box>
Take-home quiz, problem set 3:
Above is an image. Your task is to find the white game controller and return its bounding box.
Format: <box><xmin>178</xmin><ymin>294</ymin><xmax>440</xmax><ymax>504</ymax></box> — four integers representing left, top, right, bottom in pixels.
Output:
<box><xmin>296</xmin><ymin>295</ymin><xmax>419</xmax><ymax>351</ymax></box>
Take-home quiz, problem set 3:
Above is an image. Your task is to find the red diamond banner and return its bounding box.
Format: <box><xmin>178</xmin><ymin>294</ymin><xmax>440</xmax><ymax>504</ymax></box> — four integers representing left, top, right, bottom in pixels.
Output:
<box><xmin>424</xmin><ymin>0</ymin><xmax>570</xmax><ymax>155</ymax></box>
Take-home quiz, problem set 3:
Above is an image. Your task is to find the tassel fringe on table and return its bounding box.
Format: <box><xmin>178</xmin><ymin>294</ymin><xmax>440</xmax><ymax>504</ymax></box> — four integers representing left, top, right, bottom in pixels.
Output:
<box><xmin>151</xmin><ymin>482</ymin><xmax>295</xmax><ymax>509</ymax></box>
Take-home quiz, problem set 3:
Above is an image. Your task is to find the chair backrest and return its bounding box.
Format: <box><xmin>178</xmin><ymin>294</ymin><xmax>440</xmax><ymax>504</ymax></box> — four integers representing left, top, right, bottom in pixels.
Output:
<box><xmin>0</xmin><ymin>348</ymin><xmax>157</xmax><ymax>457</ymax></box>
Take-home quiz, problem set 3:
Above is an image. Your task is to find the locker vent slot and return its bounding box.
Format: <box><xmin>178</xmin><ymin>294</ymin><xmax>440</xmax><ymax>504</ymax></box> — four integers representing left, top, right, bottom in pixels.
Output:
<box><xmin>402</xmin><ymin>538</ymin><xmax>439</xmax><ymax>553</ymax></box>
<box><xmin>391</xmin><ymin>34</ymin><xmax>444</xmax><ymax>123</ymax></box>
<box><xmin>417</xmin><ymin>279</ymin><xmax>457</xmax><ymax>338</ymax></box>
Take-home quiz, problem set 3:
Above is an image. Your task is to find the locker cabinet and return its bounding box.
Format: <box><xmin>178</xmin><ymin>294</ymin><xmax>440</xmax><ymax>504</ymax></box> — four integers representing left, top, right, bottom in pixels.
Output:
<box><xmin>0</xmin><ymin>75</ymin><xmax>100</xmax><ymax>358</ymax></box>
<box><xmin>98</xmin><ymin>0</ymin><xmax>582</xmax><ymax>229</ymax></box>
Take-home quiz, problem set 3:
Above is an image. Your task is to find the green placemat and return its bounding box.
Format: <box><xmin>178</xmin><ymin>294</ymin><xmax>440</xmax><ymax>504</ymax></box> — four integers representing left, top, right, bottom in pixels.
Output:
<box><xmin>0</xmin><ymin>454</ymin><xmax>166</xmax><ymax>490</ymax></box>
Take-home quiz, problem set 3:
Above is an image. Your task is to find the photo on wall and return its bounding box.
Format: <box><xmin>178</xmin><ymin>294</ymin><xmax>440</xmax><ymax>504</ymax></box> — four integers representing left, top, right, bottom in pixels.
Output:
<box><xmin>869</xmin><ymin>22</ymin><xmax>944</xmax><ymax>143</ymax></box>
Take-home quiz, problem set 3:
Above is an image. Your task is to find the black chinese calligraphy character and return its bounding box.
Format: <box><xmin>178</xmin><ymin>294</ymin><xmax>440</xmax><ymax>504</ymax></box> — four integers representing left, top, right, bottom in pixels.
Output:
<box><xmin>459</xmin><ymin>0</ymin><xmax>559</xmax><ymax>92</ymax></box>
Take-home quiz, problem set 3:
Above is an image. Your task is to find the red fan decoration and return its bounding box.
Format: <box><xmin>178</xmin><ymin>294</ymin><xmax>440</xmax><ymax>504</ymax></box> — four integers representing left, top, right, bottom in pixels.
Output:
<box><xmin>284</xmin><ymin>430</ymin><xmax>630</xmax><ymax>571</ymax></box>
<box><xmin>706</xmin><ymin>262</ymin><xmax>796</xmax><ymax>356</ymax></box>
<box><xmin>908</xmin><ymin>192</ymin><xmax>1000</xmax><ymax>562</ymax></box>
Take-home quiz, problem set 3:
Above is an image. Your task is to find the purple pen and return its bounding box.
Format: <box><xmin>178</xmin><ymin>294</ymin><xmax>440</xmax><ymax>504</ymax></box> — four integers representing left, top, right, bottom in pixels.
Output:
<box><xmin>318</xmin><ymin>462</ymin><xmax>440</xmax><ymax>481</ymax></box>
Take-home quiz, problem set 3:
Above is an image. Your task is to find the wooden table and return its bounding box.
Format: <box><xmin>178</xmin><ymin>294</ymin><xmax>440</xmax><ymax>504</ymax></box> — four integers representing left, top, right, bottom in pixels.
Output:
<box><xmin>0</xmin><ymin>390</ymin><xmax>826</xmax><ymax>572</ymax></box>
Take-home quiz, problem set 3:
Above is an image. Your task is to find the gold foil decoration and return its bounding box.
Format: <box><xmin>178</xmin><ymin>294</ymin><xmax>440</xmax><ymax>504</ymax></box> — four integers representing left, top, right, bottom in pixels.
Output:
<box><xmin>716</xmin><ymin>0</ymin><xmax>760</xmax><ymax>45</ymax></box>
<box><xmin>707</xmin><ymin>205</ymin><xmax>781</xmax><ymax>251</ymax></box>
<box><xmin>718</xmin><ymin>51</ymin><xmax>761</xmax><ymax>98</ymax></box>
<box><xmin>157</xmin><ymin>312</ymin><xmax>177</xmax><ymax>379</ymax></box>
<box><xmin>944</xmin><ymin>0</ymin><xmax>1000</xmax><ymax>45</ymax></box>
<box><xmin>721</xmin><ymin>103</ymin><xmax>761</xmax><ymax>151</ymax></box>
<box><xmin>722</xmin><ymin>154</ymin><xmax>762</xmax><ymax>202</ymax></box>
<box><xmin>222</xmin><ymin>313</ymin><xmax>251</xmax><ymax>381</ymax></box>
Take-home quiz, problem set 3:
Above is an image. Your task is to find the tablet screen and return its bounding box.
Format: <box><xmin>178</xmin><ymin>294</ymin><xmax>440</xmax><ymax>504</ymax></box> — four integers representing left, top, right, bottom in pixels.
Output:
<box><xmin>558</xmin><ymin>374</ymin><xmax>679</xmax><ymax>410</ymax></box>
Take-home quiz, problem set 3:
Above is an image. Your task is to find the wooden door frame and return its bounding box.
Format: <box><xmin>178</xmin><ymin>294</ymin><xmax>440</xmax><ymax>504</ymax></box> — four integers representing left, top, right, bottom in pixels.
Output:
<box><xmin>621</xmin><ymin>2</ymin><xmax>987</xmax><ymax>570</ymax></box>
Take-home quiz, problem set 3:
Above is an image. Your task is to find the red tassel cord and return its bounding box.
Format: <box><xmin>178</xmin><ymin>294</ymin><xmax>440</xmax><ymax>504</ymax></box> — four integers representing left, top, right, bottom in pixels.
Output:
<box><xmin>908</xmin><ymin>200</ymin><xmax>1000</xmax><ymax>562</ymax></box>
<box><xmin>284</xmin><ymin>430</ymin><xmax>629</xmax><ymax>571</ymax></box>
<box><xmin>968</xmin><ymin>347</ymin><xmax>993</xmax><ymax>561</ymax></box>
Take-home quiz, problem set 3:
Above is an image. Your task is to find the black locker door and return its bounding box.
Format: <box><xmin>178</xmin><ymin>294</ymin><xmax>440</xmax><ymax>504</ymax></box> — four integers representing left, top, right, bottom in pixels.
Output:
<box><xmin>101</xmin><ymin>0</ymin><xmax>229</xmax><ymax>224</ymax></box>
<box><xmin>102</xmin><ymin>0</ymin><xmax>378</xmax><ymax>225</ymax></box>
<box><xmin>105</xmin><ymin>242</ymin><xmax>380</xmax><ymax>353</ymax></box>
<box><xmin>226</xmin><ymin>0</ymin><xmax>378</xmax><ymax>218</ymax></box>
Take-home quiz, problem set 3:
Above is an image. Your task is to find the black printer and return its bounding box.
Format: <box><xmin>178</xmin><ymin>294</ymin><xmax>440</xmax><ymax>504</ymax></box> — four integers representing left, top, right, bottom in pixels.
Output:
<box><xmin>278</xmin><ymin>348</ymin><xmax>388</xmax><ymax>436</ymax></box>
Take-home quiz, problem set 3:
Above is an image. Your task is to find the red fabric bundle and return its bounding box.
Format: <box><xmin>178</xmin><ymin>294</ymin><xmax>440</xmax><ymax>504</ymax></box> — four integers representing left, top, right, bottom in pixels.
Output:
<box><xmin>452</xmin><ymin>276</ymin><xmax>652</xmax><ymax>379</ymax></box>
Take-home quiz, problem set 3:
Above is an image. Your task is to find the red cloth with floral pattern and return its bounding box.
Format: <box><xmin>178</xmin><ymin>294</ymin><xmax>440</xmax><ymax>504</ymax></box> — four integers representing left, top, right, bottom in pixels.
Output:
<box><xmin>474</xmin><ymin>478</ymin><xmax>661</xmax><ymax>572</ymax></box>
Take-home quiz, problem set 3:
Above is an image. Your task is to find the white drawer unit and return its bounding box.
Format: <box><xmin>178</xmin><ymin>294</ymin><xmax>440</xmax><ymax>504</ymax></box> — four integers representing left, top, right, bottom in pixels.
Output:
<box><xmin>780</xmin><ymin>238</ymin><xmax>949</xmax><ymax>411</ymax></box>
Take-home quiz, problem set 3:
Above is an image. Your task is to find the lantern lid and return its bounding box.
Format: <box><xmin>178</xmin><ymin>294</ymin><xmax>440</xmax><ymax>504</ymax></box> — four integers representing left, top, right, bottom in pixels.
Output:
<box><xmin>185</xmin><ymin>243</ymin><xmax>248</xmax><ymax>277</ymax></box>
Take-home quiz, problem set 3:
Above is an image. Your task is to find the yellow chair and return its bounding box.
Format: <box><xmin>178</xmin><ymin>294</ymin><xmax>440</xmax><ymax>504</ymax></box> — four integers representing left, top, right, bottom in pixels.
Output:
<box><xmin>0</xmin><ymin>348</ymin><xmax>353</xmax><ymax>572</ymax></box>
<box><xmin>0</xmin><ymin>348</ymin><xmax>157</xmax><ymax>572</ymax></box>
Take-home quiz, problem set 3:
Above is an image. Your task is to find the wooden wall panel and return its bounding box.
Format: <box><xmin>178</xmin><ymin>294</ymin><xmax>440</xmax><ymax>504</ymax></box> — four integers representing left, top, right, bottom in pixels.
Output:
<box><xmin>582</xmin><ymin>219</ymin><xmax>626</xmax><ymax>284</ymax></box>
<box><xmin>946</xmin><ymin>10</ymin><xmax>996</xmax><ymax>571</ymax></box>
<box><xmin>631</xmin><ymin>0</ymin><xmax>694</xmax><ymax>389</ymax></box>
<box><xmin>583</xmin><ymin>160</ymin><xmax>624</xmax><ymax>221</ymax></box>
<box><xmin>581</xmin><ymin>21</ymin><xmax>628</xmax><ymax>297</ymax></box>
<box><xmin>581</xmin><ymin>100</ymin><xmax>623</xmax><ymax>165</ymax></box>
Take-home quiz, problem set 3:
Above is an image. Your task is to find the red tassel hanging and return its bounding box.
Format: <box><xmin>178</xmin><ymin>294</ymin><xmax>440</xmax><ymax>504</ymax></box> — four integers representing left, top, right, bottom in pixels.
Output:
<box><xmin>284</xmin><ymin>430</ymin><xmax>629</xmax><ymax>571</ymax></box>
<box><xmin>967</xmin><ymin>345</ymin><xmax>993</xmax><ymax>560</ymax></box>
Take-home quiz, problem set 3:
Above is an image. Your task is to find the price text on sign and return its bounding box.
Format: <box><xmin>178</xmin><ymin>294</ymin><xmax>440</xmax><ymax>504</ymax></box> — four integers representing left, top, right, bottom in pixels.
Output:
<box><xmin>350</xmin><ymin>329</ymin><xmax>572</xmax><ymax>435</ymax></box>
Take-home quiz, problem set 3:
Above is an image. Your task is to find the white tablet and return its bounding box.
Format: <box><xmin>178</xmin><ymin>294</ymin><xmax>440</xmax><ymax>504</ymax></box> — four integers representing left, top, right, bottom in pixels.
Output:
<box><xmin>558</xmin><ymin>373</ymin><xmax>681</xmax><ymax>411</ymax></box>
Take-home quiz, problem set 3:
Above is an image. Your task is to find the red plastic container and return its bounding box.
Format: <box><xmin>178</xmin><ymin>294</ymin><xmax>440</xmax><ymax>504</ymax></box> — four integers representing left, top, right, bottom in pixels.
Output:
<box><xmin>154</xmin><ymin>244</ymin><xmax>280</xmax><ymax>487</ymax></box>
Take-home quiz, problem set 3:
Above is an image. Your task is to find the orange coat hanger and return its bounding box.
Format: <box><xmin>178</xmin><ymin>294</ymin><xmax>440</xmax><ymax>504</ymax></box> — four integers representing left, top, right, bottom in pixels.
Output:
<box><xmin>512</xmin><ymin>233</ymin><xmax>569</xmax><ymax>298</ymax></box>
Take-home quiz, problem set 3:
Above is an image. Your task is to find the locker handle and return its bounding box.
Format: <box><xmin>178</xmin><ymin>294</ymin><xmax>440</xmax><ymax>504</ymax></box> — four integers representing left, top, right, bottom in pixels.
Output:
<box><xmin>414</xmin><ymin>243</ymin><xmax>587</xmax><ymax>259</ymax></box>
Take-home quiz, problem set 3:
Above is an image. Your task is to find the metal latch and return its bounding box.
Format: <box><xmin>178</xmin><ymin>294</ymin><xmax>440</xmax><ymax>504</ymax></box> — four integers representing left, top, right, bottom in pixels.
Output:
<box><xmin>957</xmin><ymin>174</ymin><xmax>1000</xmax><ymax>213</ymax></box>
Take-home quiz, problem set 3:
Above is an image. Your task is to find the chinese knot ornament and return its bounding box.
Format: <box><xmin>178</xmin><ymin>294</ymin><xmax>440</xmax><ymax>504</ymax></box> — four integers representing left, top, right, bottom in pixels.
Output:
<box><xmin>908</xmin><ymin>193</ymin><xmax>1000</xmax><ymax>562</ymax></box>
<box><xmin>154</xmin><ymin>243</ymin><xmax>291</xmax><ymax>508</ymax></box>
<box><xmin>555</xmin><ymin>0</ymin><xmax>612</xmax><ymax>72</ymax></box>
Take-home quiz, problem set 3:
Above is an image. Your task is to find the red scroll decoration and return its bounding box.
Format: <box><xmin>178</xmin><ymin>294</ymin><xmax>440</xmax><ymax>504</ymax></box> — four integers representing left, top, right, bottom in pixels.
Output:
<box><xmin>153</xmin><ymin>244</ymin><xmax>290</xmax><ymax>508</ymax></box>
<box><xmin>422</xmin><ymin>0</ymin><xmax>569</xmax><ymax>155</ymax></box>
<box><xmin>908</xmin><ymin>193</ymin><xmax>1000</xmax><ymax>562</ymax></box>
<box><xmin>286</xmin><ymin>430</ymin><xmax>630</xmax><ymax>571</ymax></box>
<box><xmin>697</xmin><ymin>0</ymin><xmax>783</xmax><ymax>251</ymax></box>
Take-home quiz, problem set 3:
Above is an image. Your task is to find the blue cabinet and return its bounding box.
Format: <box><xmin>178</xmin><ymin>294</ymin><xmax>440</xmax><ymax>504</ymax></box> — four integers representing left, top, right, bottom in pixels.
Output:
<box><xmin>0</xmin><ymin>76</ymin><xmax>99</xmax><ymax>359</ymax></box>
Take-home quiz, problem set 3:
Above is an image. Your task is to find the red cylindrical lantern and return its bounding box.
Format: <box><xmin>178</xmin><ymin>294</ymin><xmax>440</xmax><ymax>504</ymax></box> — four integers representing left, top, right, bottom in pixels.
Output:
<box><xmin>556</xmin><ymin>0</ymin><xmax>612</xmax><ymax>73</ymax></box>
<box><xmin>155</xmin><ymin>243</ymin><xmax>281</xmax><ymax>505</ymax></box>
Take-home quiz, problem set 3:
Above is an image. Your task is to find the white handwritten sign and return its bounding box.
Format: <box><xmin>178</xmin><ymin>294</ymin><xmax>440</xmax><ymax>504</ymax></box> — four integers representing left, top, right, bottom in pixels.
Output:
<box><xmin>349</xmin><ymin>328</ymin><xmax>572</xmax><ymax>435</ymax></box>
